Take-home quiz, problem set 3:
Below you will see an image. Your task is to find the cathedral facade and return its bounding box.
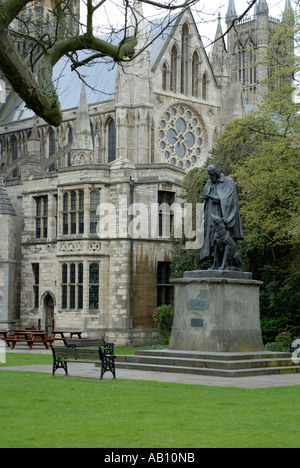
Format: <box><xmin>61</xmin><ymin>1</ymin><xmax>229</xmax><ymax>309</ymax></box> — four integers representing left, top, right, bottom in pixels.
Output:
<box><xmin>0</xmin><ymin>0</ymin><xmax>292</xmax><ymax>344</ymax></box>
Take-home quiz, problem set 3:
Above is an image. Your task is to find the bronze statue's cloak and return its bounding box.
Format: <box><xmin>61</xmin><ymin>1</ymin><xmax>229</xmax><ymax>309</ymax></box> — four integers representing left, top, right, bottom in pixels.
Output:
<box><xmin>200</xmin><ymin>173</ymin><xmax>244</xmax><ymax>260</ymax></box>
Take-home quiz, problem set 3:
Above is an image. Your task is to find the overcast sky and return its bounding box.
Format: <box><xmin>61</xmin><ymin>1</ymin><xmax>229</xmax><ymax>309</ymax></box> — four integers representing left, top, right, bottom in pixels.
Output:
<box><xmin>91</xmin><ymin>0</ymin><xmax>291</xmax><ymax>50</ymax></box>
<box><xmin>195</xmin><ymin>0</ymin><xmax>290</xmax><ymax>47</ymax></box>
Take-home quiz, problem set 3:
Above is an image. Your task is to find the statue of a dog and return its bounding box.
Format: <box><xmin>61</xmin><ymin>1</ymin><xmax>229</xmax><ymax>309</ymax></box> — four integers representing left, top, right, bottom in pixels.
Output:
<box><xmin>209</xmin><ymin>214</ymin><xmax>242</xmax><ymax>271</ymax></box>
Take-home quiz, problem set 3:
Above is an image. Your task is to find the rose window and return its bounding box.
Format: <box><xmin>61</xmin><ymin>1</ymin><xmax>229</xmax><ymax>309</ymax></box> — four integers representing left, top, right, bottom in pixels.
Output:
<box><xmin>158</xmin><ymin>105</ymin><xmax>203</xmax><ymax>169</ymax></box>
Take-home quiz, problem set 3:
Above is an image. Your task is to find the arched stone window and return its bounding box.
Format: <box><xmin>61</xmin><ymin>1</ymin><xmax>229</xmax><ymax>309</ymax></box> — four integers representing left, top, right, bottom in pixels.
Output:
<box><xmin>49</xmin><ymin>129</ymin><xmax>56</xmax><ymax>172</ymax></box>
<box><xmin>49</xmin><ymin>129</ymin><xmax>56</xmax><ymax>157</ymax></box>
<box><xmin>90</xmin><ymin>122</ymin><xmax>95</xmax><ymax>148</ymax></box>
<box><xmin>107</xmin><ymin>118</ymin><xmax>116</xmax><ymax>163</ymax></box>
<box><xmin>249</xmin><ymin>39</ymin><xmax>257</xmax><ymax>85</ymax></box>
<box><xmin>11</xmin><ymin>136</ymin><xmax>18</xmax><ymax>178</ymax></box>
<box><xmin>170</xmin><ymin>45</ymin><xmax>178</xmax><ymax>92</ymax></box>
<box><xmin>162</xmin><ymin>62</ymin><xmax>168</xmax><ymax>91</ymax></box>
<box><xmin>68</xmin><ymin>127</ymin><xmax>73</xmax><ymax>144</ymax></box>
<box><xmin>192</xmin><ymin>51</ymin><xmax>199</xmax><ymax>98</ymax></box>
<box><xmin>12</xmin><ymin>136</ymin><xmax>18</xmax><ymax>161</ymax></box>
<box><xmin>181</xmin><ymin>23</ymin><xmax>189</xmax><ymax>95</ymax></box>
<box><xmin>202</xmin><ymin>73</ymin><xmax>208</xmax><ymax>101</ymax></box>
<box><xmin>67</xmin><ymin>127</ymin><xmax>73</xmax><ymax>166</ymax></box>
<box><xmin>249</xmin><ymin>39</ymin><xmax>257</xmax><ymax>104</ymax></box>
<box><xmin>238</xmin><ymin>42</ymin><xmax>246</xmax><ymax>86</ymax></box>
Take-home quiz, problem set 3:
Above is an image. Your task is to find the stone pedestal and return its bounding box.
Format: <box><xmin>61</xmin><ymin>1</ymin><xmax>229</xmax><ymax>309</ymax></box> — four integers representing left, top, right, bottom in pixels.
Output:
<box><xmin>169</xmin><ymin>270</ymin><xmax>264</xmax><ymax>352</ymax></box>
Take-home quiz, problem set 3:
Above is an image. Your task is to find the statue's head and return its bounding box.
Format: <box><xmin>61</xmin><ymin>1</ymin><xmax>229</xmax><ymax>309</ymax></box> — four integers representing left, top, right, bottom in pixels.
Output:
<box><xmin>207</xmin><ymin>165</ymin><xmax>221</xmax><ymax>183</ymax></box>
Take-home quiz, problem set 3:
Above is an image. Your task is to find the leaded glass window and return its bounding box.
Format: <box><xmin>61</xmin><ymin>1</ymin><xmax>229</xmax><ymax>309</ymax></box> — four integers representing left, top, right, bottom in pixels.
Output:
<box><xmin>35</xmin><ymin>196</ymin><xmax>48</xmax><ymax>239</ymax></box>
<box><xmin>89</xmin><ymin>263</ymin><xmax>99</xmax><ymax>310</ymax></box>
<box><xmin>90</xmin><ymin>190</ymin><xmax>100</xmax><ymax>234</ymax></box>
<box><xmin>61</xmin><ymin>263</ymin><xmax>83</xmax><ymax>310</ymax></box>
<box><xmin>108</xmin><ymin>119</ymin><xmax>116</xmax><ymax>163</ymax></box>
<box><xmin>62</xmin><ymin>189</ymin><xmax>85</xmax><ymax>235</ymax></box>
<box><xmin>157</xmin><ymin>262</ymin><xmax>173</xmax><ymax>306</ymax></box>
<box><xmin>32</xmin><ymin>263</ymin><xmax>39</xmax><ymax>309</ymax></box>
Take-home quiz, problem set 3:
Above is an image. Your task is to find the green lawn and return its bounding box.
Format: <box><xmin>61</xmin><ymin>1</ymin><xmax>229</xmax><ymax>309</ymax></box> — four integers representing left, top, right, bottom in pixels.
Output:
<box><xmin>0</xmin><ymin>352</ymin><xmax>299</xmax><ymax>448</ymax></box>
<box><xmin>0</xmin><ymin>347</ymin><xmax>143</xmax><ymax>367</ymax></box>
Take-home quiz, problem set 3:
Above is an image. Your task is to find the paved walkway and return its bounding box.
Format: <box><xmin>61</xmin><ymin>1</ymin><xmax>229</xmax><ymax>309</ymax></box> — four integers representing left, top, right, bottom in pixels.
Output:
<box><xmin>1</xmin><ymin>345</ymin><xmax>300</xmax><ymax>389</ymax></box>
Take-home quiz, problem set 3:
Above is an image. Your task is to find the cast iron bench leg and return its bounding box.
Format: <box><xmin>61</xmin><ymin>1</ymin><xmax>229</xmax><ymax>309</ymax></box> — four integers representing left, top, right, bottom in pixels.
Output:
<box><xmin>52</xmin><ymin>359</ymin><xmax>68</xmax><ymax>376</ymax></box>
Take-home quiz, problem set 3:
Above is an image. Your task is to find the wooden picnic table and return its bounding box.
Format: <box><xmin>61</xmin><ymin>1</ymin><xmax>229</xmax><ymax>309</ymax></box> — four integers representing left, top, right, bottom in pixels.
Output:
<box><xmin>7</xmin><ymin>330</ymin><xmax>52</xmax><ymax>350</ymax></box>
<box><xmin>51</xmin><ymin>331</ymin><xmax>83</xmax><ymax>341</ymax></box>
<box><xmin>0</xmin><ymin>331</ymin><xmax>10</xmax><ymax>347</ymax></box>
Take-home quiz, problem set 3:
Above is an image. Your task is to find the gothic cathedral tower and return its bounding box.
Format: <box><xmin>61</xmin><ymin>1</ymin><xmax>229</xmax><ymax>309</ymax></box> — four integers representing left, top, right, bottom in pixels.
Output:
<box><xmin>220</xmin><ymin>0</ymin><xmax>293</xmax><ymax>122</ymax></box>
<box><xmin>13</xmin><ymin>0</ymin><xmax>80</xmax><ymax>57</ymax></box>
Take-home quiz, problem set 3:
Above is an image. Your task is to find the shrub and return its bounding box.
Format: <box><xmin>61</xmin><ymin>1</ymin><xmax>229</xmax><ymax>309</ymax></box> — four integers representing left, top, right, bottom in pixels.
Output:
<box><xmin>153</xmin><ymin>305</ymin><xmax>174</xmax><ymax>346</ymax></box>
<box><xmin>260</xmin><ymin>266</ymin><xmax>300</xmax><ymax>342</ymax></box>
<box><xmin>265</xmin><ymin>331</ymin><xmax>293</xmax><ymax>352</ymax></box>
<box><xmin>275</xmin><ymin>331</ymin><xmax>293</xmax><ymax>352</ymax></box>
<box><xmin>265</xmin><ymin>342</ymin><xmax>277</xmax><ymax>352</ymax></box>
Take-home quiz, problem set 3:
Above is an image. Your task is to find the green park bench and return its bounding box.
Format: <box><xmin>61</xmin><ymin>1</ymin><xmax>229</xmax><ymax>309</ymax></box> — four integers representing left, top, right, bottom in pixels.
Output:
<box><xmin>51</xmin><ymin>337</ymin><xmax>116</xmax><ymax>380</ymax></box>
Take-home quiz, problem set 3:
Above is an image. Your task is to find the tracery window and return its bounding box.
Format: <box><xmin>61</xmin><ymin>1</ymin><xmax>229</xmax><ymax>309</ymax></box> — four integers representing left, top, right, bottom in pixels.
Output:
<box><xmin>158</xmin><ymin>104</ymin><xmax>203</xmax><ymax>170</ymax></box>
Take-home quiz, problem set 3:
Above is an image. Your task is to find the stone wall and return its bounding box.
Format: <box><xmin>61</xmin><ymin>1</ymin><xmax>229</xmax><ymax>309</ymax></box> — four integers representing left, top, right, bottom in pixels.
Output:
<box><xmin>0</xmin><ymin>212</ymin><xmax>17</xmax><ymax>329</ymax></box>
<box><xmin>4</xmin><ymin>162</ymin><xmax>184</xmax><ymax>344</ymax></box>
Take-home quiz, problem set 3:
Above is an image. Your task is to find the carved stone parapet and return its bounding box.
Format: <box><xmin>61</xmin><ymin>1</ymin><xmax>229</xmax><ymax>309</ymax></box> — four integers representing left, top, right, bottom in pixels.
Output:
<box><xmin>57</xmin><ymin>240</ymin><xmax>102</xmax><ymax>255</ymax></box>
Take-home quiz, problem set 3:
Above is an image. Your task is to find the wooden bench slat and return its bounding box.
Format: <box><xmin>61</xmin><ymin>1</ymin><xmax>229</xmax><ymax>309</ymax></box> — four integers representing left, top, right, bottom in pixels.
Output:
<box><xmin>54</xmin><ymin>348</ymin><xmax>100</xmax><ymax>361</ymax></box>
<box><xmin>64</xmin><ymin>338</ymin><xmax>108</xmax><ymax>348</ymax></box>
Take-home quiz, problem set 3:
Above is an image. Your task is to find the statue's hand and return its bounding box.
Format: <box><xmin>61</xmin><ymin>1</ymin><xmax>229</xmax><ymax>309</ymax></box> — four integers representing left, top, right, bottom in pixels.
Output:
<box><xmin>204</xmin><ymin>194</ymin><xmax>220</xmax><ymax>203</ymax></box>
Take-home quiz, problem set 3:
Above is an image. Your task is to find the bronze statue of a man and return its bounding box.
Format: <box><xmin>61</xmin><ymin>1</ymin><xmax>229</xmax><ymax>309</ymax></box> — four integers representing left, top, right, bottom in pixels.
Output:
<box><xmin>200</xmin><ymin>165</ymin><xmax>244</xmax><ymax>268</ymax></box>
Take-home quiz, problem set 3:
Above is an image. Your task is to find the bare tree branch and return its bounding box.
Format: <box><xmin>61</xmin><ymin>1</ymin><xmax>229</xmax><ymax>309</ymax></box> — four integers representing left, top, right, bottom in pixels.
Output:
<box><xmin>0</xmin><ymin>0</ymin><xmax>261</xmax><ymax>126</ymax></box>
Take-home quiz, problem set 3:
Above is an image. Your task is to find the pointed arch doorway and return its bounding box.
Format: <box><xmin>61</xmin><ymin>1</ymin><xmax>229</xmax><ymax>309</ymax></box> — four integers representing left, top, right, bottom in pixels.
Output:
<box><xmin>43</xmin><ymin>293</ymin><xmax>55</xmax><ymax>331</ymax></box>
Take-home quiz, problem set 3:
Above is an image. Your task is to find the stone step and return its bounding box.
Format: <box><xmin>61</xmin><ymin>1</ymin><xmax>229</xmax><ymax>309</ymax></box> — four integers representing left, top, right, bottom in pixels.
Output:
<box><xmin>133</xmin><ymin>349</ymin><xmax>291</xmax><ymax>361</ymax></box>
<box><xmin>117</xmin><ymin>354</ymin><xmax>296</xmax><ymax>370</ymax></box>
<box><xmin>114</xmin><ymin>350</ymin><xmax>300</xmax><ymax>377</ymax></box>
<box><xmin>115</xmin><ymin>360</ymin><xmax>300</xmax><ymax>378</ymax></box>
